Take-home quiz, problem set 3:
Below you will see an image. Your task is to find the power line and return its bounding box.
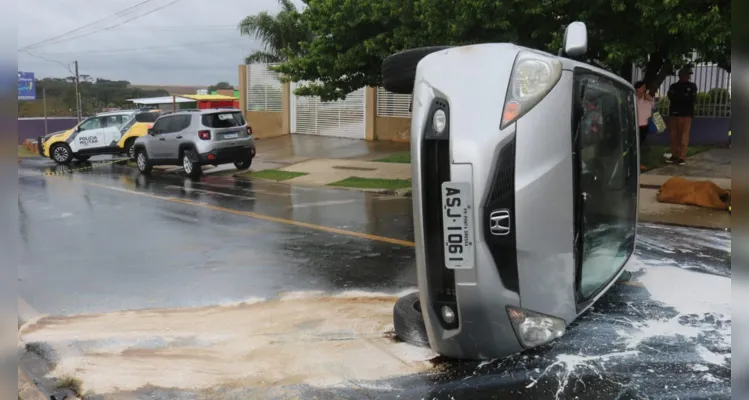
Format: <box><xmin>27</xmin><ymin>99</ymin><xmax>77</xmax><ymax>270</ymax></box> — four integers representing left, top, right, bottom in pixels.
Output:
<box><xmin>19</xmin><ymin>0</ymin><xmax>159</xmax><ymax>51</ymax></box>
<box><xmin>23</xmin><ymin>51</ymin><xmax>76</xmax><ymax>75</ymax></box>
<box><xmin>21</xmin><ymin>0</ymin><xmax>187</xmax><ymax>50</ymax></box>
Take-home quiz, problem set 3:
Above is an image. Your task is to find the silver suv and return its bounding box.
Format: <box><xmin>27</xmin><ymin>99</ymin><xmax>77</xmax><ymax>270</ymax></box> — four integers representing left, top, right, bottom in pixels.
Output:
<box><xmin>132</xmin><ymin>109</ymin><xmax>255</xmax><ymax>178</ymax></box>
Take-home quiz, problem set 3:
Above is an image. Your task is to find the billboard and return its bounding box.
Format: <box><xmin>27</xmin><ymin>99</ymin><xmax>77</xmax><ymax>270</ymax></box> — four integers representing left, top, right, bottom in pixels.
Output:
<box><xmin>18</xmin><ymin>71</ymin><xmax>36</xmax><ymax>100</ymax></box>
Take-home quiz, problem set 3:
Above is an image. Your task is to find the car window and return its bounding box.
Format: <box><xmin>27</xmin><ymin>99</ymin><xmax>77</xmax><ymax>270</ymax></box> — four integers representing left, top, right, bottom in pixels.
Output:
<box><xmin>151</xmin><ymin>117</ymin><xmax>172</xmax><ymax>134</ymax></box>
<box><xmin>135</xmin><ymin>111</ymin><xmax>161</xmax><ymax>123</ymax></box>
<box><xmin>573</xmin><ymin>70</ymin><xmax>638</xmax><ymax>299</ymax></box>
<box><xmin>201</xmin><ymin>111</ymin><xmax>245</xmax><ymax>128</ymax></box>
<box><xmin>78</xmin><ymin>117</ymin><xmax>103</xmax><ymax>131</ymax></box>
<box><xmin>171</xmin><ymin>115</ymin><xmax>192</xmax><ymax>132</ymax></box>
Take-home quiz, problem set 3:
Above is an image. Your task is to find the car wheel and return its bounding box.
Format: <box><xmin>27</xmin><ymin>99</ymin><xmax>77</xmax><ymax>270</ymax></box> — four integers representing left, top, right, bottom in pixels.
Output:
<box><xmin>382</xmin><ymin>46</ymin><xmax>453</xmax><ymax>94</ymax></box>
<box><xmin>50</xmin><ymin>143</ymin><xmax>73</xmax><ymax>164</ymax></box>
<box><xmin>125</xmin><ymin>139</ymin><xmax>136</xmax><ymax>159</ymax></box>
<box><xmin>393</xmin><ymin>292</ymin><xmax>430</xmax><ymax>348</ymax></box>
<box><xmin>73</xmin><ymin>155</ymin><xmax>90</xmax><ymax>162</ymax></box>
<box><xmin>182</xmin><ymin>149</ymin><xmax>202</xmax><ymax>178</ymax></box>
<box><xmin>233</xmin><ymin>157</ymin><xmax>253</xmax><ymax>171</ymax></box>
<box><xmin>135</xmin><ymin>149</ymin><xmax>152</xmax><ymax>174</ymax></box>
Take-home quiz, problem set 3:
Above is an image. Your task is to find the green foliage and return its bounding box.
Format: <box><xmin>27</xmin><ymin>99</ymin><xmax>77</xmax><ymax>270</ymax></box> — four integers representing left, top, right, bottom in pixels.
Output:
<box><xmin>18</xmin><ymin>77</ymin><xmax>168</xmax><ymax>117</ymax></box>
<box><xmin>264</xmin><ymin>0</ymin><xmax>730</xmax><ymax>100</ymax></box>
<box><xmin>208</xmin><ymin>81</ymin><xmax>234</xmax><ymax>91</ymax></box>
<box><xmin>239</xmin><ymin>0</ymin><xmax>310</xmax><ymax>64</ymax></box>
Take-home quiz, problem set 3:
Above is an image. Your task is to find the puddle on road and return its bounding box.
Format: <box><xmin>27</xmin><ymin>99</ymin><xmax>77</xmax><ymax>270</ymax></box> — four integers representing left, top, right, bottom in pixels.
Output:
<box><xmin>19</xmin><ymin>291</ymin><xmax>437</xmax><ymax>395</ymax></box>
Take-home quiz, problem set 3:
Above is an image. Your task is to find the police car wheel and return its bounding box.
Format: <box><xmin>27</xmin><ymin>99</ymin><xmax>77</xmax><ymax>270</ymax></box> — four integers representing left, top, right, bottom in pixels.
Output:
<box><xmin>50</xmin><ymin>144</ymin><xmax>73</xmax><ymax>164</ymax></box>
<box><xmin>393</xmin><ymin>292</ymin><xmax>430</xmax><ymax>348</ymax></box>
<box><xmin>381</xmin><ymin>46</ymin><xmax>453</xmax><ymax>94</ymax></box>
<box><xmin>136</xmin><ymin>150</ymin><xmax>152</xmax><ymax>174</ymax></box>
<box><xmin>125</xmin><ymin>139</ymin><xmax>136</xmax><ymax>159</ymax></box>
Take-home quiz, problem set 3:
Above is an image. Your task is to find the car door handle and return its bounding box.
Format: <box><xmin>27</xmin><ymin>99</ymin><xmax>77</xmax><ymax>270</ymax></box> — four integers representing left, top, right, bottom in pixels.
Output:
<box><xmin>175</xmin><ymin>135</ymin><xmax>182</xmax><ymax>139</ymax></box>
<box><xmin>159</xmin><ymin>137</ymin><xmax>166</xmax><ymax>141</ymax></box>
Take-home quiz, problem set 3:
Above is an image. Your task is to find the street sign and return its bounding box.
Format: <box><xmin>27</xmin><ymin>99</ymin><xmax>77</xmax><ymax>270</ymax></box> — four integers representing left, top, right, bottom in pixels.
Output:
<box><xmin>18</xmin><ymin>71</ymin><xmax>36</xmax><ymax>100</ymax></box>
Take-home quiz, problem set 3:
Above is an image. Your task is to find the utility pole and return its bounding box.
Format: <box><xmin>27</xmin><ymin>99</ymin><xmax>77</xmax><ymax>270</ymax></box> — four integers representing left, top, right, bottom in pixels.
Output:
<box><xmin>74</xmin><ymin>60</ymin><xmax>81</xmax><ymax>122</ymax></box>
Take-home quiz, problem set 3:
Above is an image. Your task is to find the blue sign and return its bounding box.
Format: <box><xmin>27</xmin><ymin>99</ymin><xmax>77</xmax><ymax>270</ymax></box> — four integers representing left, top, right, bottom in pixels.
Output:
<box><xmin>18</xmin><ymin>71</ymin><xmax>36</xmax><ymax>100</ymax></box>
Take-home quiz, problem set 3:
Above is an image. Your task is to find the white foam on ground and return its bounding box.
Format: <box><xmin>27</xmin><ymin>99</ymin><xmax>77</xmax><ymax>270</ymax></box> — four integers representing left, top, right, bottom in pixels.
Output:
<box><xmin>617</xmin><ymin>263</ymin><xmax>731</xmax><ymax>366</ymax></box>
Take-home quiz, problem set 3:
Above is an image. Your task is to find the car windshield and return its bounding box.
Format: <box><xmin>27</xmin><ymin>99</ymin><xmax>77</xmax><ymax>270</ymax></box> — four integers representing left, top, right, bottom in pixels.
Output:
<box><xmin>201</xmin><ymin>111</ymin><xmax>245</xmax><ymax>128</ymax></box>
<box><xmin>573</xmin><ymin>70</ymin><xmax>638</xmax><ymax>300</ymax></box>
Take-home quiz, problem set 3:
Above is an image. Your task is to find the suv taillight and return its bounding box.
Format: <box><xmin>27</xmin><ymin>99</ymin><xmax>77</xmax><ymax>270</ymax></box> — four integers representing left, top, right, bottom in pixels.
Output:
<box><xmin>247</xmin><ymin>126</ymin><xmax>253</xmax><ymax>136</ymax></box>
<box><xmin>198</xmin><ymin>130</ymin><xmax>211</xmax><ymax>140</ymax></box>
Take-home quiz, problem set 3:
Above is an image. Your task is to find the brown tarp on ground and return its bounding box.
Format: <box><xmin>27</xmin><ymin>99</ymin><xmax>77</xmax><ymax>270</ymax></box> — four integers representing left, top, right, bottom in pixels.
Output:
<box><xmin>656</xmin><ymin>177</ymin><xmax>730</xmax><ymax>210</ymax></box>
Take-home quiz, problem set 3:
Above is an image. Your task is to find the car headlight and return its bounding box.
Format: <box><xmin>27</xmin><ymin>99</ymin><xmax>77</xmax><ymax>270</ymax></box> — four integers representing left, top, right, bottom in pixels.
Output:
<box><xmin>507</xmin><ymin>306</ymin><xmax>566</xmax><ymax>348</ymax></box>
<box><xmin>500</xmin><ymin>51</ymin><xmax>563</xmax><ymax>129</ymax></box>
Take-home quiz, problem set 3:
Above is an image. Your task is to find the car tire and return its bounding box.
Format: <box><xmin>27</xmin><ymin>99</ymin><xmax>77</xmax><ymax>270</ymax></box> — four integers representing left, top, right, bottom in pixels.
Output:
<box><xmin>135</xmin><ymin>149</ymin><xmax>152</xmax><ymax>174</ymax></box>
<box><xmin>233</xmin><ymin>157</ymin><xmax>253</xmax><ymax>171</ymax></box>
<box><xmin>182</xmin><ymin>149</ymin><xmax>202</xmax><ymax>178</ymax></box>
<box><xmin>393</xmin><ymin>292</ymin><xmax>430</xmax><ymax>348</ymax></box>
<box><xmin>50</xmin><ymin>143</ymin><xmax>73</xmax><ymax>164</ymax></box>
<box><xmin>73</xmin><ymin>155</ymin><xmax>90</xmax><ymax>162</ymax></box>
<box><xmin>381</xmin><ymin>46</ymin><xmax>453</xmax><ymax>94</ymax></box>
<box><xmin>124</xmin><ymin>139</ymin><xmax>136</xmax><ymax>160</ymax></box>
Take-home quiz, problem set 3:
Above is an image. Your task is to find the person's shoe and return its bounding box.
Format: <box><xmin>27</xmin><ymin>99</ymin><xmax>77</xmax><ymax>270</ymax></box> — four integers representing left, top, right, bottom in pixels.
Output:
<box><xmin>663</xmin><ymin>152</ymin><xmax>672</xmax><ymax>159</ymax></box>
<box><xmin>665</xmin><ymin>156</ymin><xmax>679</xmax><ymax>164</ymax></box>
<box><xmin>677</xmin><ymin>159</ymin><xmax>686</xmax><ymax>166</ymax></box>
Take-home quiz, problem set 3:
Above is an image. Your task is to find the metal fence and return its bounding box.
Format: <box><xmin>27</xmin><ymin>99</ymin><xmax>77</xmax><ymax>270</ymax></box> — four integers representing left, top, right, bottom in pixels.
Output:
<box><xmin>376</xmin><ymin>87</ymin><xmax>412</xmax><ymax>118</ymax></box>
<box><xmin>633</xmin><ymin>63</ymin><xmax>731</xmax><ymax>118</ymax></box>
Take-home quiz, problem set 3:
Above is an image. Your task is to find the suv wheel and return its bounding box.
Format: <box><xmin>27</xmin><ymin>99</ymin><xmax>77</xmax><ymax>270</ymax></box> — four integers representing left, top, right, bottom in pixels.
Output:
<box><xmin>182</xmin><ymin>149</ymin><xmax>202</xmax><ymax>178</ymax></box>
<box><xmin>233</xmin><ymin>157</ymin><xmax>252</xmax><ymax>171</ymax></box>
<box><xmin>136</xmin><ymin>149</ymin><xmax>152</xmax><ymax>174</ymax></box>
<box><xmin>50</xmin><ymin>143</ymin><xmax>73</xmax><ymax>164</ymax></box>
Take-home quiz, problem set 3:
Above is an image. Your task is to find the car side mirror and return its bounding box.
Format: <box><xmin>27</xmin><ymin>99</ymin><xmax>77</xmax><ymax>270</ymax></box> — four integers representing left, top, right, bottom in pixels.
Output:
<box><xmin>561</xmin><ymin>21</ymin><xmax>588</xmax><ymax>58</ymax></box>
<box><xmin>147</xmin><ymin>128</ymin><xmax>154</xmax><ymax>135</ymax></box>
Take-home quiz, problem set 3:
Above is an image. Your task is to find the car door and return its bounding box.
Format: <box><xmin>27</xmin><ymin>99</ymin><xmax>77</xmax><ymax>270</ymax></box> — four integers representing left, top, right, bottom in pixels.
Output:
<box><xmin>102</xmin><ymin>114</ymin><xmax>128</xmax><ymax>147</ymax></box>
<box><xmin>71</xmin><ymin>117</ymin><xmax>107</xmax><ymax>153</ymax></box>
<box><xmin>160</xmin><ymin>115</ymin><xmax>190</xmax><ymax>160</ymax></box>
<box><xmin>147</xmin><ymin>116</ymin><xmax>174</xmax><ymax>160</ymax></box>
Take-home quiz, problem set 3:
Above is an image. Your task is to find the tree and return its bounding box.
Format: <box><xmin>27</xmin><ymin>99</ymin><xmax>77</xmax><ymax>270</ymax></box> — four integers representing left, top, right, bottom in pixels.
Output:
<box><xmin>238</xmin><ymin>0</ymin><xmax>310</xmax><ymax>64</ymax></box>
<box><xmin>208</xmin><ymin>81</ymin><xmax>234</xmax><ymax>91</ymax></box>
<box><xmin>273</xmin><ymin>0</ymin><xmax>731</xmax><ymax>101</ymax></box>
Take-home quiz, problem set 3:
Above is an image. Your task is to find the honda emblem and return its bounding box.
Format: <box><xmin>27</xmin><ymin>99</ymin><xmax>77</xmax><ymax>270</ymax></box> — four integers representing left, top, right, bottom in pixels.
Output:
<box><xmin>489</xmin><ymin>209</ymin><xmax>511</xmax><ymax>236</ymax></box>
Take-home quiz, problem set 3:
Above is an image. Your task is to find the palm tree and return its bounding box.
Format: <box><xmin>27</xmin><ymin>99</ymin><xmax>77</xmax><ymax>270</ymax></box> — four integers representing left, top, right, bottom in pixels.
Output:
<box><xmin>238</xmin><ymin>0</ymin><xmax>309</xmax><ymax>64</ymax></box>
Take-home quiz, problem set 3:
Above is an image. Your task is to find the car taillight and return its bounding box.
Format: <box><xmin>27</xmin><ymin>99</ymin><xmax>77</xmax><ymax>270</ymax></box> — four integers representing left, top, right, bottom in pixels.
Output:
<box><xmin>147</xmin><ymin>124</ymin><xmax>153</xmax><ymax>128</ymax></box>
<box><xmin>247</xmin><ymin>126</ymin><xmax>253</xmax><ymax>136</ymax></box>
<box><xmin>198</xmin><ymin>130</ymin><xmax>211</xmax><ymax>140</ymax></box>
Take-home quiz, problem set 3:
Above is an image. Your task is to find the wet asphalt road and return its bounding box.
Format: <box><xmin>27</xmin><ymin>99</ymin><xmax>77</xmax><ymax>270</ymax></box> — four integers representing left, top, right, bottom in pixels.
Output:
<box><xmin>17</xmin><ymin>156</ymin><xmax>731</xmax><ymax>399</ymax></box>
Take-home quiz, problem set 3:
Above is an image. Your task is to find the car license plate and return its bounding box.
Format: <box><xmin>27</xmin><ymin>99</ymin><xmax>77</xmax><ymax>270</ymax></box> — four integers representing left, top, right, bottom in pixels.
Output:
<box><xmin>441</xmin><ymin>181</ymin><xmax>474</xmax><ymax>269</ymax></box>
<box><xmin>224</xmin><ymin>132</ymin><xmax>239</xmax><ymax>139</ymax></box>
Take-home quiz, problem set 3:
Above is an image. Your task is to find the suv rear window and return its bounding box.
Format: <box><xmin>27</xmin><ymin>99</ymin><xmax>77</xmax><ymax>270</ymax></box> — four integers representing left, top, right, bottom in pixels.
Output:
<box><xmin>201</xmin><ymin>112</ymin><xmax>246</xmax><ymax>128</ymax></box>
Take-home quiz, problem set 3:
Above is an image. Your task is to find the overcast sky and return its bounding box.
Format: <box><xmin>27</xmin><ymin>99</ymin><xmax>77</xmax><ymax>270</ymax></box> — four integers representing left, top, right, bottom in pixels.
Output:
<box><xmin>17</xmin><ymin>0</ymin><xmax>293</xmax><ymax>86</ymax></box>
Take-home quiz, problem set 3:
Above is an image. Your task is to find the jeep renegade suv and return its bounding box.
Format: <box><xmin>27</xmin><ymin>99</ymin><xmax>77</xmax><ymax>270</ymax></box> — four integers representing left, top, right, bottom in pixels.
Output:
<box><xmin>132</xmin><ymin>109</ymin><xmax>255</xmax><ymax>178</ymax></box>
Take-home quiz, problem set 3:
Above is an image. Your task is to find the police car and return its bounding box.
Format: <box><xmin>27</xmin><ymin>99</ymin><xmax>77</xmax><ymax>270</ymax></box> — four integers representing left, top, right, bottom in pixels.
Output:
<box><xmin>39</xmin><ymin>109</ymin><xmax>161</xmax><ymax>164</ymax></box>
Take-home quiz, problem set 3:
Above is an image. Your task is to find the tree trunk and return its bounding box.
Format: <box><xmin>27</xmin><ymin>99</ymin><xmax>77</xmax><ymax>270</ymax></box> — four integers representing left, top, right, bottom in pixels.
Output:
<box><xmin>618</xmin><ymin>61</ymin><xmax>633</xmax><ymax>83</ymax></box>
<box><xmin>641</xmin><ymin>49</ymin><xmax>673</xmax><ymax>96</ymax></box>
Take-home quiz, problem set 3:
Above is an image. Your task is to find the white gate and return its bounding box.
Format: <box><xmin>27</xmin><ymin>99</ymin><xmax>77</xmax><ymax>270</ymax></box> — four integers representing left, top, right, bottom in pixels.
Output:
<box><xmin>247</xmin><ymin>63</ymin><xmax>283</xmax><ymax>112</ymax></box>
<box><xmin>290</xmin><ymin>82</ymin><xmax>366</xmax><ymax>139</ymax></box>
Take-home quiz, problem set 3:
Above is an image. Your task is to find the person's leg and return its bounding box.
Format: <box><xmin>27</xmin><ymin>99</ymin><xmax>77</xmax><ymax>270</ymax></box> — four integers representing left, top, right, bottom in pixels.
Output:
<box><xmin>667</xmin><ymin>117</ymin><xmax>679</xmax><ymax>160</ymax></box>
<box><xmin>667</xmin><ymin>117</ymin><xmax>681</xmax><ymax>163</ymax></box>
<box><xmin>639</xmin><ymin>126</ymin><xmax>649</xmax><ymax>169</ymax></box>
<box><xmin>679</xmin><ymin>117</ymin><xmax>693</xmax><ymax>163</ymax></box>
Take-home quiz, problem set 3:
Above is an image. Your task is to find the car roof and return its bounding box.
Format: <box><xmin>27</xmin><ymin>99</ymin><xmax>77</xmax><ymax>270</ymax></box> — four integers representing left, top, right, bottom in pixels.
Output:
<box><xmin>162</xmin><ymin>108</ymin><xmax>242</xmax><ymax>116</ymax></box>
<box><xmin>95</xmin><ymin>110</ymin><xmax>138</xmax><ymax>117</ymax></box>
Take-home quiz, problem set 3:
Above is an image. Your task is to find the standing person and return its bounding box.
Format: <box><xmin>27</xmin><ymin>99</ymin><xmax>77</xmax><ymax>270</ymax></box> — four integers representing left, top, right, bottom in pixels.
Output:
<box><xmin>634</xmin><ymin>81</ymin><xmax>654</xmax><ymax>170</ymax></box>
<box><xmin>664</xmin><ymin>67</ymin><xmax>698</xmax><ymax>165</ymax></box>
